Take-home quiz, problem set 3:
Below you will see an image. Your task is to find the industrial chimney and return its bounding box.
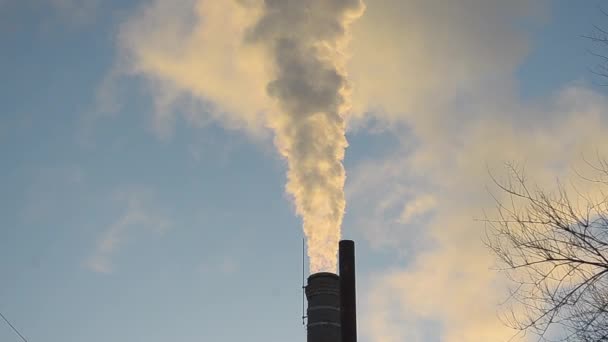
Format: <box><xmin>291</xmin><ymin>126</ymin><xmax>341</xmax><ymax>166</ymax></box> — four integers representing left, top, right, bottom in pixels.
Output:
<box><xmin>305</xmin><ymin>240</ymin><xmax>357</xmax><ymax>342</ymax></box>
<box><xmin>305</xmin><ymin>272</ymin><xmax>341</xmax><ymax>342</ymax></box>
<box><xmin>339</xmin><ymin>240</ymin><xmax>357</xmax><ymax>342</ymax></box>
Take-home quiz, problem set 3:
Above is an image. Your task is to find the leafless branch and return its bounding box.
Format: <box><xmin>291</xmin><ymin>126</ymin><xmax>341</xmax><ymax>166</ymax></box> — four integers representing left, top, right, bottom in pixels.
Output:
<box><xmin>485</xmin><ymin>161</ymin><xmax>608</xmax><ymax>341</ymax></box>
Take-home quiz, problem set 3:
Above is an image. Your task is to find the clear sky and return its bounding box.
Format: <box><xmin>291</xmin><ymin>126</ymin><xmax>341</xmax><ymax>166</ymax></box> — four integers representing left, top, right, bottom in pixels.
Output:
<box><xmin>1</xmin><ymin>1</ymin><xmax>607</xmax><ymax>342</ymax></box>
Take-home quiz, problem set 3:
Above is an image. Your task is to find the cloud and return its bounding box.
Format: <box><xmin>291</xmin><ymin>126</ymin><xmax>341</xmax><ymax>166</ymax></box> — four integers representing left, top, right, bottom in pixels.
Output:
<box><xmin>350</xmin><ymin>86</ymin><xmax>608</xmax><ymax>342</ymax></box>
<box><xmin>341</xmin><ymin>1</ymin><xmax>608</xmax><ymax>341</ymax></box>
<box><xmin>347</xmin><ymin>0</ymin><xmax>544</xmax><ymax>133</ymax></box>
<box><xmin>112</xmin><ymin>0</ymin><xmax>608</xmax><ymax>340</ymax></box>
<box><xmin>119</xmin><ymin>0</ymin><xmax>366</xmax><ymax>272</ymax></box>
<box><xmin>114</xmin><ymin>0</ymin><xmax>541</xmax><ymax>136</ymax></box>
<box><xmin>85</xmin><ymin>189</ymin><xmax>170</xmax><ymax>274</ymax></box>
<box><xmin>398</xmin><ymin>194</ymin><xmax>436</xmax><ymax>224</ymax></box>
<box><xmin>116</xmin><ymin>0</ymin><xmax>270</xmax><ymax>137</ymax></box>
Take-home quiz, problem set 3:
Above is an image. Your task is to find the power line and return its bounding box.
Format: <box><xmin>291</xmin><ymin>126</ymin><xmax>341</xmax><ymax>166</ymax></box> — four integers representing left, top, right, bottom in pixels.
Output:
<box><xmin>0</xmin><ymin>311</ymin><xmax>28</xmax><ymax>342</ymax></box>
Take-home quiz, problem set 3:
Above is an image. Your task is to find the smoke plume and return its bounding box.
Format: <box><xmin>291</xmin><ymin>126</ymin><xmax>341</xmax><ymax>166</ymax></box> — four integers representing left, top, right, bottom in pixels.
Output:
<box><xmin>247</xmin><ymin>0</ymin><xmax>365</xmax><ymax>273</ymax></box>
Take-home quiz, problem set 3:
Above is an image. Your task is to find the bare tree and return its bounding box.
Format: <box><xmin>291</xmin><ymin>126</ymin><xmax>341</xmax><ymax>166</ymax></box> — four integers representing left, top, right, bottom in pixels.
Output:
<box><xmin>485</xmin><ymin>162</ymin><xmax>608</xmax><ymax>341</ymax></box>
<box><xmin>585</xmin><ymin>8</ymin><xmax>608</xmax><ymax>85</ymax></box>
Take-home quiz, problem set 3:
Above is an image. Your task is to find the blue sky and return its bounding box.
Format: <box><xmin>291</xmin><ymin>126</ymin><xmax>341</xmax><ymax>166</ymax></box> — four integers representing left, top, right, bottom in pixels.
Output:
<box><xmin>1</xmin><ymin>1</ymin><xmax>608</xmax><ymax>341</ymax></box>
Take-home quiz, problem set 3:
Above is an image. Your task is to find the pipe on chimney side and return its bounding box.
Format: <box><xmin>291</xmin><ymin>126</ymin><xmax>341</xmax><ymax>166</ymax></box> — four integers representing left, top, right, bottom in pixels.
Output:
<box><xmin>305</xmin><ymin>272</ymin><xmax>341</xmax><ymax>342</ymax></box>
<box><xmin>339</xmin><ymin>240</ymin><xmax>357</xmax><ymax>342</ymax></box>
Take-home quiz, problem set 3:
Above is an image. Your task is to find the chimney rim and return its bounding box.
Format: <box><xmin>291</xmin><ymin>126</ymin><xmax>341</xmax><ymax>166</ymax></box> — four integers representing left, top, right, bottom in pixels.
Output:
<box><xmin>307</xmin><ymin>272</ymin><xmax>339</xmax><ymax>281</ymax></box>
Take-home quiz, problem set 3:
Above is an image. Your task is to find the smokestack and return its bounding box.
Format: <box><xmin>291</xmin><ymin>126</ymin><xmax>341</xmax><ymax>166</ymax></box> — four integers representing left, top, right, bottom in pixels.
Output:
<box><xmin>305</xmin><ymin>272</ymin><xmax>341</xmax><ymax>342</ymax></box>
<box><xmin>339</xmin><ymin>240</ymin><xmax>357</xmax><ymax>342</ymax></box>
<box><xmin>305</xmin><ymin>240</ymin><xmax>357</xmax><ymax>342</ymax></box>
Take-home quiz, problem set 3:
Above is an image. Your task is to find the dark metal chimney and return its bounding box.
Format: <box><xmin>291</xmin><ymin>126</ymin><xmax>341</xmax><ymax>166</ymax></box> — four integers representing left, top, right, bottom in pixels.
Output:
<box><xmin>339</xmin><ymin>240</ymin><xmax>357</xmax><ymax>342</ymax></box>
<box><xmin>305</xmin><ymin>272</ymin><xmax>341</xmax><ymax>342</ymax></box>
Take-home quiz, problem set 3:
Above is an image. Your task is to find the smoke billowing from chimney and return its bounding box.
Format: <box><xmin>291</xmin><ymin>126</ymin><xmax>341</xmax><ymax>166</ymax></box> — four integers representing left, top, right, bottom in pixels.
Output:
<box><xmin>247</xmin><ymin>0</ymin><xmax>365</xmax><ymax>273</ymax></box>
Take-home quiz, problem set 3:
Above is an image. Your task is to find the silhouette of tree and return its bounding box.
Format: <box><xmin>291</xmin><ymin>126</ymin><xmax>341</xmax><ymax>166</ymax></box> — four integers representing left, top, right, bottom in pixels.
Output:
<box><xmin>485</xmin><ymin>161</ymin><xmax>608</xmax><ymax>341</ymax></box>
<box><xmin>585</xmin><ymin>8</ymin><xmax>608</xmax><ymax>86</ymax></box>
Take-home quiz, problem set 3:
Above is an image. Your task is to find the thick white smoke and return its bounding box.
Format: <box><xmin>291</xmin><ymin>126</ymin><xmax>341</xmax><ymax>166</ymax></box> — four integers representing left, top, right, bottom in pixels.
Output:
<box><xmin>247</xmin><ymin>0</ymin><xmax>365</xmax><ymax>273</ymax></box>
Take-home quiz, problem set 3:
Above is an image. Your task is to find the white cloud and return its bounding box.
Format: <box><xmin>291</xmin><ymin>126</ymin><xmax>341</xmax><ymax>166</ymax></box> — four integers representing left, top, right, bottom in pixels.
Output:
<box><xmin>347</xmin><ymin>0</ymin><xmax>545</xmax><ymax>131</ymax></box>
<box><xmin>398</xmin><ymin>194</ymin><xmax>436</xmax><ymax>224</ymax></box>
<box><xmin>112</xmin><ymin>0</ymin><xmax>608</xmax><ymax>340</ymax></box>
<box><xmin>349</xmin><ymin>86</ymin><xmax>608</xmax><ymax>342</ymax></box>
<box><xmin>341</xmin><ymin>1</ymin><xmax>608</xmax><ymax>340</ymax></box>
<box><xmin>116</xmin><ymin>0</ymin><xmax>270</xmax><ymax>138</ymax></box>
<box><xmin>85</xmin><ymin>189</ymin><xmax>170</xmax><ymax>274</ymax></box>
